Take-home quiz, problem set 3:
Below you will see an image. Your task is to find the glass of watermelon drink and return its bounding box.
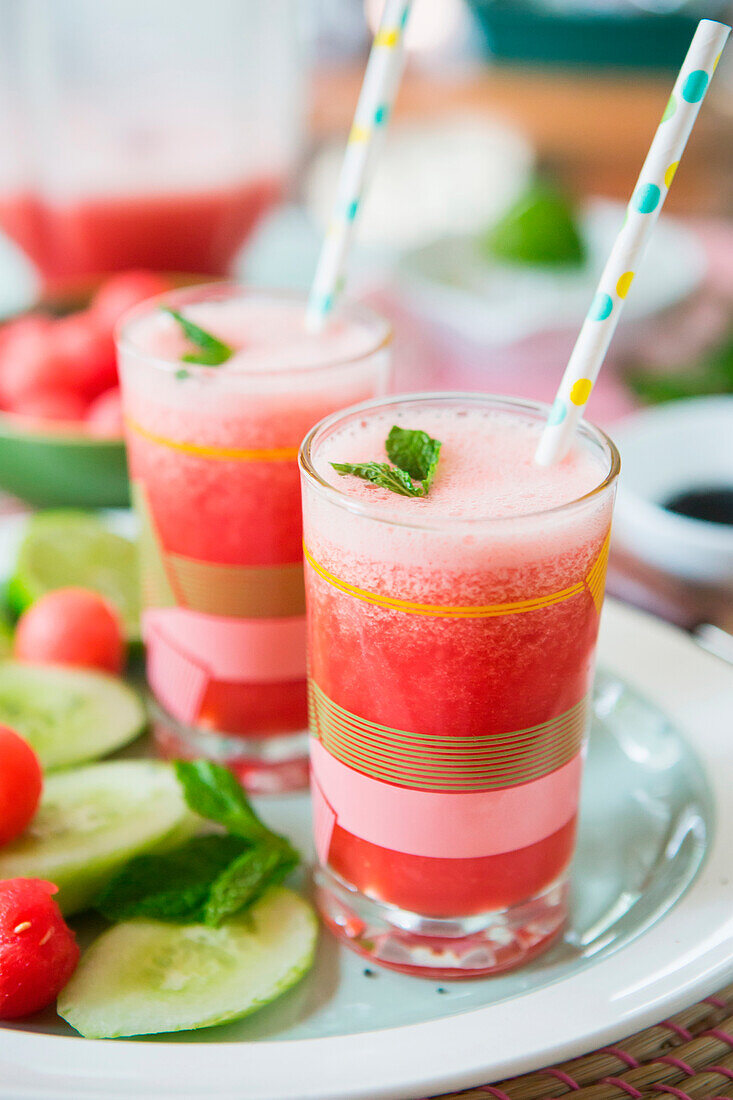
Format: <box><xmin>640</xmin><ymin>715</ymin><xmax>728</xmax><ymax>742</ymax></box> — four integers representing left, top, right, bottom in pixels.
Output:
<box><xmin>117</xmin><ymin>286</ymin><xmax>392</xmax><ymax>793</ymax></box>
<box><xmin>299</xmin><ymin>393</ymin><xmax>620</xmax><ymax>976</ymax></box>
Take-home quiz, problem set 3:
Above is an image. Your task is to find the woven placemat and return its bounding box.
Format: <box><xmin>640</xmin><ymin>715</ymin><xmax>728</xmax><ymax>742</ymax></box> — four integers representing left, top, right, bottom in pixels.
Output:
<box><xmin>431</xmin><ymin>983</ymin><xmax>733</xmax><ymax>1100</ymax></box>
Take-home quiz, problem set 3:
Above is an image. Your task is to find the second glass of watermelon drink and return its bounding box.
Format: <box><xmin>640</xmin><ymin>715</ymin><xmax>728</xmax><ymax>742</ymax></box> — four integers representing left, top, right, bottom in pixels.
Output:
<box><xmin>117</xmin><ymin>285</ymin><xmax>392</xmax><ymax>792</ymax></box>
<box><xmin>300</xmin><ymin>393</ymin><xmax>619</xmax><ymax>976</ymax></box>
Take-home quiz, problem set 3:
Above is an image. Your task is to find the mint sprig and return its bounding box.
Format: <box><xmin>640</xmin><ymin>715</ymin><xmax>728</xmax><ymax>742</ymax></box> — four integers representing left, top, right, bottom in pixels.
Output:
<box><xmin>331</xmin><ymin>461</ymin><xmax>423</xmax><ymax>497</ymax></box>
<box><xmin>163</xmin><ymin>307</ymin><xmax>233</xmax><ymax>366</ymax></box>
<box><xmin>94</xmin><ymin>762</ymin><xmax>298</xmax><ymax>927</ymax></box>
<box><xmin>204</xmin><ymin>841</ymin><xmax>297</xmax><ymax>927</ymax></box>
<box><xmin>332</xmin><ymin>425</ymin><xmax>442</xmax><ymax>498</ymax></box>
<box><xmin>386</xmin><ymin>426</ymin><xmax>442</xmax><ymax>494</ymax></box>
<box><xmin>173</xmin><ymin>760</ymin><xmax>271</xmax><ymax>843</ymax></box>
<box><xmin>94</xmin><ymin>834</ymin><xmax>250</xmax><ymax>924</ymax></box>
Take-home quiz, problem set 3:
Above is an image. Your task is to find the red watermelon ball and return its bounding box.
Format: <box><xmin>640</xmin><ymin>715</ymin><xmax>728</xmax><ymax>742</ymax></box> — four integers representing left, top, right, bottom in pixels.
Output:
<box><xmin>0</xmin><ymin>726</ymin><xmax>43</xmax><ymax>847</ymax></box>
<box><xmin>0</xmin><ymin>315</ymin><xmax>66</xmax><ymax>409</ymax></box>
<box><xmin>85</xmin><ymin>387</ymin><xmax>123</xmax><ymax>438</ymax></box>
<box><xmin>11</xmin><ymin>390</ymin><xmax>88</xmax><ymax>424</ymax></box>
<box><xmin>14</xmin><ymin>588</ymin><xmax>125</xmax><ymax>674</ymax></box>
<box><xmin>0</xmin><ymin>879</ymin><xmax>79</xmax><ymax>1018</ymax></box>
<box><xmin>92</xmin><ymin>271</ymin><xmax>173</xmax><ymax>334</ymax></box>
<box><xmin>50</xmin><ymin>310</ymin><xmax>117</xmax><ymax>400</ymax></box>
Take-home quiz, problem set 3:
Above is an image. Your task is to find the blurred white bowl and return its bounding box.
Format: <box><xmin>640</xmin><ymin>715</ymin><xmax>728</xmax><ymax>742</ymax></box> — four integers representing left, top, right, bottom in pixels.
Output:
<box><xmin>396</xmin><ymin>200</ymin><xmax>707</xmax><ymax>347</ymax></box>
<box><xmin>305</xmin><ymin>112</ymin><xmax>534</xmax><ymax>252</ymax></box>
<box><xmin>613</xmin><ymin>397</ymin><xmax>733</xmax><ymax>590</ymax></box>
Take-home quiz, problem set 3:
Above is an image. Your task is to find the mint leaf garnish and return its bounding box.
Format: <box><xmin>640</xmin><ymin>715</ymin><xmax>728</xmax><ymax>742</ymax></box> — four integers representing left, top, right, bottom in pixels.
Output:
<box><xmin>332</xmin><ymin>425</ymin><xmax>442</xmax><ymax>498</ymax></box>
<box><xmin>94</xmin><ymin>835</ymin><xmax>250</xmax><ymax>924</ymax></box>
<box><xmin>93</xmin><ymin>762</ymin><xmax>299</xmax><ymax>927</ymax></box>
<box><xmin>204</xmin><ymin>838</ymin><xmax>298</xmax><ymax>926</ymax></box>
<box><xmin>331</xmin><ymin>461</ymin><xmax>423</xmax><ymax>497</ymax></box>
<box><xmin>174</xmin><ymin>760</ymin><xmax>271</xmax><ymax>843</ymax></box>
<box><xmin>386</xmin><ymin>426</ymin><xmax>442</xmax><ymax>494</ymax></box>
<box><xmin>163</xmin><ymin>307</ymin><xmax>233</xmax><ymax>367</ymax></box>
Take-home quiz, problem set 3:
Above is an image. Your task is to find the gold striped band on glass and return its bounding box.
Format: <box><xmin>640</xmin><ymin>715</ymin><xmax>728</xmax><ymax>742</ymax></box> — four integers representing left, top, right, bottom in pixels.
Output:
<box><xmin>165</xmin><ymin>557</ymin><xmax>305</xmax><ymax>618</ymax></box>
<box><xmin>309</xmin><ymin>680</ymin><xmax>588</xmax><ymax>791</ymax></box>
<box><xmin>125</xmin><ymin>417</ymin><xmax>299</xmax><ymax>463</ymax></box>
<box><xmin>303</xmin><ymin>544</ymin><xmax>588</xmax><ymax>619</ymax></box>
<box><xmin>141</xmin><ymin>552</ymin><xmax>305</xmax><ymax>618</ymax></box>
<box><xmin>132</xmin><ymin>482</ymin><xmax>305</xmax><ymax>618</ymax></box>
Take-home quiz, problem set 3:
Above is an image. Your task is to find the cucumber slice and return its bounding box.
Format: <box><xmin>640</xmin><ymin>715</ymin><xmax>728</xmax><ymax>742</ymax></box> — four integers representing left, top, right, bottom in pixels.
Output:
<box><xmin>0</xmin><ymin>661</ymin><xmax>146</xmax><ymax>770</ymax></box>
<box><xmin>8</xmin><ymin>510</ymin><xmax>140</xmax><ymax>642</ymax></box>
<box><xmin>0</xmin><ymin>761</ymin><xmax>198</xmax><ymax>915</ymax></box>
<box><xmin>58</xmin><ymin>887</ymin><xmax>317</xmax><ymax>1038</ymax></box>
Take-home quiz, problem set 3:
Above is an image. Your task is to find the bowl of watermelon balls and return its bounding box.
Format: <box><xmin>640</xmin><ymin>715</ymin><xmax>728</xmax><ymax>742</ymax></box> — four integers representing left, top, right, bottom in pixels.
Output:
<box><xmin>0</xmin><ymin>271</ymin><xmax>175</xmax><ymax>508</ymax></box>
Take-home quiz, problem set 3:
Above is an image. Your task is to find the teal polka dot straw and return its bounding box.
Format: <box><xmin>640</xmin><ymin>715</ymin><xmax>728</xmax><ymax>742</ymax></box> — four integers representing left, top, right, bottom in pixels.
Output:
<box><xmin>535</xmin><ymin>19</ymin><xmax>730</xmax><ymax>467</ymax></box>
<box><xmin>306</xmin><ymin>0</ymin><xmax>413</xmax><ymax>331</ymax></box>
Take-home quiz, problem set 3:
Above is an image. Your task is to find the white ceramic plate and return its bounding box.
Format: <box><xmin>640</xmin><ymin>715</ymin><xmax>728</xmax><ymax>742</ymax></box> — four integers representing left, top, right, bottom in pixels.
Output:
<box><xmin>396</xmin><ymin>200</ymin><xmax>707</xmax><ymax>347</ymax></box>
<box><xmin>0</xmin><ymin>541</ymin><xmax>731</xmax><ymax>1100</ymax></box>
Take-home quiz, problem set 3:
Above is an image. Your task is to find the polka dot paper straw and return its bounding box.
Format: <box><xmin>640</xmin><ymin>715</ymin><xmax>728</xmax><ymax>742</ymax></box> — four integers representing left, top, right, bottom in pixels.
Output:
<box><xmin>306</xmin><ymin>0</ymin><xmax>412</xmax><ymax>331</ymax></box>
<box><xmin>535</xmin><ymin>18</ymin><xmax>730</xmax><ymax>467</ymax></box>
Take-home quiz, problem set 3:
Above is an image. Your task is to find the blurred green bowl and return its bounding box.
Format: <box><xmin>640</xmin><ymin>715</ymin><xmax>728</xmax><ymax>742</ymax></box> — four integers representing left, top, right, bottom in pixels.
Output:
<box><xmin>0</xmin><ymin>414</ymin><xmax>129</xmax><ymax>508</ymax></box>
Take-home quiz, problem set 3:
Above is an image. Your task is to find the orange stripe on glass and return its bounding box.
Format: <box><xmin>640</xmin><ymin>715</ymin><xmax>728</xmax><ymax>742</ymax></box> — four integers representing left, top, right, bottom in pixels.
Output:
<box><xmin>304</xmin><ymin>544</ymin><xmax>586</xmax><ymax>618</ymax></box>
<box><xmin>125</xmin><ymin>417</ymin><xmax>299</xmax><ymax>463</ymax></box>
<box><xmin>304</xmin><ymin>530</ymin><xmax>612</xmax><ymax>619</ymax></box>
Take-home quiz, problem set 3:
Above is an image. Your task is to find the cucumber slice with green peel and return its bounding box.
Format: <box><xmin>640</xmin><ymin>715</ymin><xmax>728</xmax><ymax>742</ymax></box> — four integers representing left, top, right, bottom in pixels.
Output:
<box><xmin>0</xmin><ymin>661</ymin><xmax>146</xmax><ymax>771</ymax></box>
<box><xmin>0</xmin><ymin>761</ymin><xmax>199</xmax><ymax>915</ymax></box>
<box><xmin>8</xmin><ymin>510</ymin><xmax>141</xmax><ymax>642</ymax></box>
<box><xmin>58</xmin><ymin>886</ymin><xmax>317</xmax><ymax>1038</ymax></box>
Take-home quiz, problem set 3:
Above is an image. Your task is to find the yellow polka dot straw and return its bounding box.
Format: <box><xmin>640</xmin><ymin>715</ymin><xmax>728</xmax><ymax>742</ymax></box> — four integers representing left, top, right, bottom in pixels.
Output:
<box><xmin>305</xmin><ymin>0</ymin><xmax>412</xmax><ymax>332</ymax></box>
<box><xmin>535</xmin><ymin>18</ymin><xmax>730</xmax><ymax>468</ymax></box>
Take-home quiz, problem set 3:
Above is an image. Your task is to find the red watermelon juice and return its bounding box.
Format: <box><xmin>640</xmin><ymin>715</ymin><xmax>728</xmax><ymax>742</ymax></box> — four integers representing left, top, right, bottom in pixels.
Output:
<box><xmin>118</xmin><ymin>285</ymin><xmax>391</xmax><ymax>792</ymax></box>
<box><xmin>300</xmin><ymin>393</ymin><xmax>619</xmax><ymax>975</ymax></box>
<box><xmin>0</xmin><ymin>177</ymin><xmax>281</xmax><ymax>283</ymax></box>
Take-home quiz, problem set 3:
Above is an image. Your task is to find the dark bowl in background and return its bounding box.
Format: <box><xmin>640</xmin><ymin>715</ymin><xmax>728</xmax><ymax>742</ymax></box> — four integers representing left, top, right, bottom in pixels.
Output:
<box><xmin>467</xmin><ymin>1</ymin><xmax>727</xmax><ymax>70</ymax></box>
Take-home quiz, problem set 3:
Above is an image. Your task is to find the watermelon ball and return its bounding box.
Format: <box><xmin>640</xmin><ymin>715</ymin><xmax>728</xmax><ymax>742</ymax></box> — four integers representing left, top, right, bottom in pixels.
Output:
<box><xmin>0</xmin><ymin>878</ymin><xmax>79</xmax><ymax>1018</ymax></box>
<box><xmin>12</xmin><ymin>390</ymin><xmax>88</xmax><ymax>424</ymax></box>
<box><xmin>0</xmin><ymin>315</ymin><xmax>64</xmax><ymax>410</ymax></box>
<box><xmin>92</xmin><ymin>270</ymin><xmax>173</xmax><ymax>334</ymax></box>
<box><xmin>0</xmin><ymin>726</ymin><xmax>42</xmax><ymax>847</ymax></box>
<box><xmin>85</xmin><ymin>387</ymin><xmax>123</xmax><ymax>438</ymax></box>
<box><xmin>14</xmin><ymin>588</ymin><xmax>125</xmax><ymax>674</ymax></box>
<box><xmin>51</xmin><ymin>310</ymin><xmax>117</xmax><ymax>400</ymax></box>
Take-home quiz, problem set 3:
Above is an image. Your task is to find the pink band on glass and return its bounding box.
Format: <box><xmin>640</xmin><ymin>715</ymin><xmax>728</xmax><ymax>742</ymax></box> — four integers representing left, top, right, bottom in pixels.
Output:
<box><xmin>146</xmin><ymin>624</ymin><xmax>209</xmax><ymax>725</ymax></box>
<box><xmin>310</xmin><ymin>739</ymin><xmax>582</xmax><ymax>859</ymax></box>
<box><xmin>144</xmin><ymin>608</ymin><xmax>307</xmax><ymax>725</ymax></box>
<box><xmin>144</xmin><ymin>608</ymin><xmax>307</xmax><ymax>682</ymax></box>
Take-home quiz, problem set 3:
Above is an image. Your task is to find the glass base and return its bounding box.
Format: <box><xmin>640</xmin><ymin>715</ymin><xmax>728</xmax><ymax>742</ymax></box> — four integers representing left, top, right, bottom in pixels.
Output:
<box><xmin>315</xmin><ymin>865</ymin><xmax>569</xmax><ymax>979</ymax></box>
<box><xmin>151</xmin><ymin>700</ymin><xmax>310</xmax><ymax>794</ymax></box>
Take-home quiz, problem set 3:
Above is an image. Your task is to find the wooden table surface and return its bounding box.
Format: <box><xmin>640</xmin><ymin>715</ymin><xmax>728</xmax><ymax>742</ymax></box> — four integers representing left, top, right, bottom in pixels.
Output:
<box><xmin>312</xmin><ymin>63</ymin><xmax>732</xmax><ymax>215</ymax></box>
